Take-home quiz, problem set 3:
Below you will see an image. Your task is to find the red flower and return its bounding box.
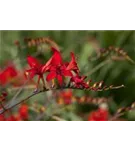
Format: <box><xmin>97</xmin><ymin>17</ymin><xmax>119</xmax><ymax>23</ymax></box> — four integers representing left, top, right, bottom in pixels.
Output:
<box><xmin>27</xmin><ymin>56</ymin><xmax>43</xmax><ymax>78</ymax></box>
<box><xmin>88</xmin><ymin>108</ymin><xmax>108</xmax><ymax>121</ymax></box>
<box><xmin>70</xmin><ymin>75</ymin><xmax>89</xmax><ymax>89</ymax></box>
<box><xmin>46</xmin><ymin>47</ymin><xmax>72</xmax><ymax>85</ymax></box>
<box><xmin>19</xmin><ymin>104</ymin><xmax>29</xmax><ymax>120</ymax></box>
<box><xmin>60</xmin><ymin>90</ymin><xmax>73</xmax><ymax>105</ymax></box>
<box><xmin>49</xmin><ymin>47</ymin><xmax>63</xmax><ymax>66</ymax></box>
<box><xmin>66</xmin><ymin>52</ymin><xmax>79</xmax><ymax>74</ymax></box>
<box><xmin>46</xmin><ymin>65</ymin><xmax>72</xmax><ymax>85</ymax></box>
<box><xmin>42</xmin><ymin>47</ymin><xmax>63</xmax><ymax>73</ymax></box>
<box><xmin>26</xmin><ymin>56</ymin><xmax>45</xmax><ymax>88</ymax></box>
<box><xmin>0</xmin><ymin>65</ymin><xmax>18</xmax><ymax>85</ymax></box>
<box><xmin>0</xmin><ymin>65</ymin><xmax>25</xmax><ymax>87</ymax></box>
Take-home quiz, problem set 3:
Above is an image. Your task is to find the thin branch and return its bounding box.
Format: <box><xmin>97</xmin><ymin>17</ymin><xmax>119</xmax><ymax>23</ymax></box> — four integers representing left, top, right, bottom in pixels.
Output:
<box><xmin>0</xmin><ymin>85</ymin><xmax>124</xmax><ymax>115</ymax></box>
<box><xmin>9</xmin><ymin>80</ymin><xmax>29</xmax><ymax>104</ymax></box>
<box><xmin>109</xmin><ymin>112</ymin><xmax>125</xmax><ymax>121</ymax></box>
<box><xmin>109</xmin><ymin>101</ymin><xmax>135</xmax><ymax>121</ymax></box>
<box><xmin>0</xmin><ymin>89</ymin><xmax>43</xmax><ymax>114</ymax></box>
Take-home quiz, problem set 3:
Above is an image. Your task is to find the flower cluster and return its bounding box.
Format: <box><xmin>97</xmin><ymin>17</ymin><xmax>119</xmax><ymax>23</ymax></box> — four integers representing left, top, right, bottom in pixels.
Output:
<box><xmin>26</xmin><ymin>47</ymin><xmax>90</xmax><ymax>90</ymax></box>
<box><xmin>88</xmin><ymin>108</ymin><xmax>109</xmax><ymax>121</ymax></box>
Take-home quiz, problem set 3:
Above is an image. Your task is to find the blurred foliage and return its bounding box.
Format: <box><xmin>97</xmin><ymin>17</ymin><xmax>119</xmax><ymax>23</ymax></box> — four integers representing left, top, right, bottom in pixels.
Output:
<box><xmin>0</xmin><ymin>30</ymin><xmax>135</xmax><ymax>120</ymax></box>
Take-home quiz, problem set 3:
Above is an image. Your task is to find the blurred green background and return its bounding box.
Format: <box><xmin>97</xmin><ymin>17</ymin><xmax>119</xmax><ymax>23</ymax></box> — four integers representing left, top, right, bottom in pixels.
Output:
<box><xmin>0</xmin><ymin>30</ymin><xmax>135</xmax><ymax>120</ymax></box>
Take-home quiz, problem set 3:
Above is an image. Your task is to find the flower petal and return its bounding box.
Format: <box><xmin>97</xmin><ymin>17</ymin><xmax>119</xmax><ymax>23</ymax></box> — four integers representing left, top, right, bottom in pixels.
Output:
<box><xmin>42</xmin><ymin>47</ymin><xmax>63</xmax><ymax>72</ymax></box>
<box><xmin>42</xmin><ymin>57</ymin><xmax>53</xmax><ymax>72</ymax></box>
<box><xmin>46</xmin><ymin>71</ymin><xmax>56</xmax><ymax>81</ymax></box>
<box><xmin>66</xmin><ymin>52</ymin><xmax>79</xmax><ymax>73</ymax></box>
<box><xmin>30</xmin><ymin>72</ymin><xmax>36</xmax><ymax>79</ymax></box>
<box><xmin>63</xmin><ymin>70</ymin><xmax>72</xmax><ymax>77</ymax></box>
<box><xmin>27</xmin><ymin>56</ymin><xmax>40</xmax><ymax>68</ymax></box>
<box><xmin>26</xmin><ymin>69</ymin><xmax>36</xmax><ymax>78</ymax></box>
<box><xmin>51</xmin><ymin>47</ymin><xmax>63</xmax><ymax>65</ymax></box>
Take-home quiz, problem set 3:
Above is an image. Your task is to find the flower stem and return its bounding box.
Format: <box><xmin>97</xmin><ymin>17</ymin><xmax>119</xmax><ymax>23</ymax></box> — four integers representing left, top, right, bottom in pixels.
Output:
<box><xmin>0</xmin><ymin>84</ymin><xmax>124</xmax><ymax>115</ymax></box>
<box><xmin>41</xmin><ymin>77</ymin><xmax>46</xmax><ymax>88</ymax></box>
<box><xmin>109</xmin><ymin>112</ymin><xmax>125</xmax><ymax>121</ymax></box>
<box><xmin>36</xmin><ymin>76</ymin><xmax>41</xmax><ymax>90</ymax></box>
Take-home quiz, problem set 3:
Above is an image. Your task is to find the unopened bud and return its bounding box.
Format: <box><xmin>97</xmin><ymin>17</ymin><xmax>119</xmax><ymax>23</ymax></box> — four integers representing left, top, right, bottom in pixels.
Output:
<box><xmin>99</xmin><ymin>103</ymin><xmax>108</xmax><ymax>110</ymax></box>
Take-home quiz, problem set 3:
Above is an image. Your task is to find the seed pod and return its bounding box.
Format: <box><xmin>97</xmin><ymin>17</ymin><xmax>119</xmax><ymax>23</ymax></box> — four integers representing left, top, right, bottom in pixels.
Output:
<box><xmin>117</xmin><ymin>107</ymin><xmax>125</xmax><ymax>114</ymax></box>
<box><xmin>98</xmin><ymin>46</ymin><xmax>135</xmax><ymax>64</ymax></box>
<box><xmin>89</xmin><ymin>80</ymin><xmax>124</xmax><ymax>91</ymax></box>
<box><xmin>24</xmin><ymin>37</ymin><xmax>60</xmax><ymax>50</ymax></box>
<box><xmin>76</xmin><ymin>96</ymin><xmax>109</xmax><ymax>105</ymax></box>
<box><xmin>116</xmin><ymin>101</ymin><xmax>135</xmax><ymax>117</ymax></box>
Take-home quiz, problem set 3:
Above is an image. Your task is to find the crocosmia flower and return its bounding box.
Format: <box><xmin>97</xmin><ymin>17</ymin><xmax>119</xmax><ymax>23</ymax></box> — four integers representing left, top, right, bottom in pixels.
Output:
<box><xmin>42</xmin><ymin>47</ymin><xmax>63</xmax><ymax>73</ymax></box>
<box><xmin>46</xmin><ymin>47</ymin><xmax>73</xmax><ymax>85</ymax></box>
<box><xmin>19</xmin><ymin>104</ymin><xmax>29</xmax><ymax>120</ymax></box>
<box><xmin>88</xmin><ymin>108</ymin><xmax>108</xmax><ymax>121</ymax></box>
<box><xmin>27</xmin><ymin>56</ymin><xmax>44</xmax><ymax>78</ymax></box>
<box><xmin>26</xmin><ymin>56</ymin><xmax>46</xmax><ymax>88</ymax></box>
<box><xmin>0</xmin><ymin>65</ymin><xmax>18</xmax><ymax>85</ymax></box>
<box><xmin>45</xmin><ymin>47</ymin><xmax>81</xmax><ymax>85</ymax></box>
<box><xmin>46</xmin><ymin>65</ymin><xmax>73</xmax><ymax>85</ymax></box>
<box><xmin>66</xmin><ymin>52</ymin><xmax>79</xmax><ymax>74</ymax></box>
<box><xmin>0</xmin><ymin>65</ymin><xmax>25</xmax><ymax>87</ymax></box>
<box><xmin>70</xmin><ymin>75</ymin><xmax>89</xmax><ymax>89</ymax></box>
<box><xmin>59</xmin><ymin>90</ymin><xmax>73</xmax><ymax>105</ymax></box>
